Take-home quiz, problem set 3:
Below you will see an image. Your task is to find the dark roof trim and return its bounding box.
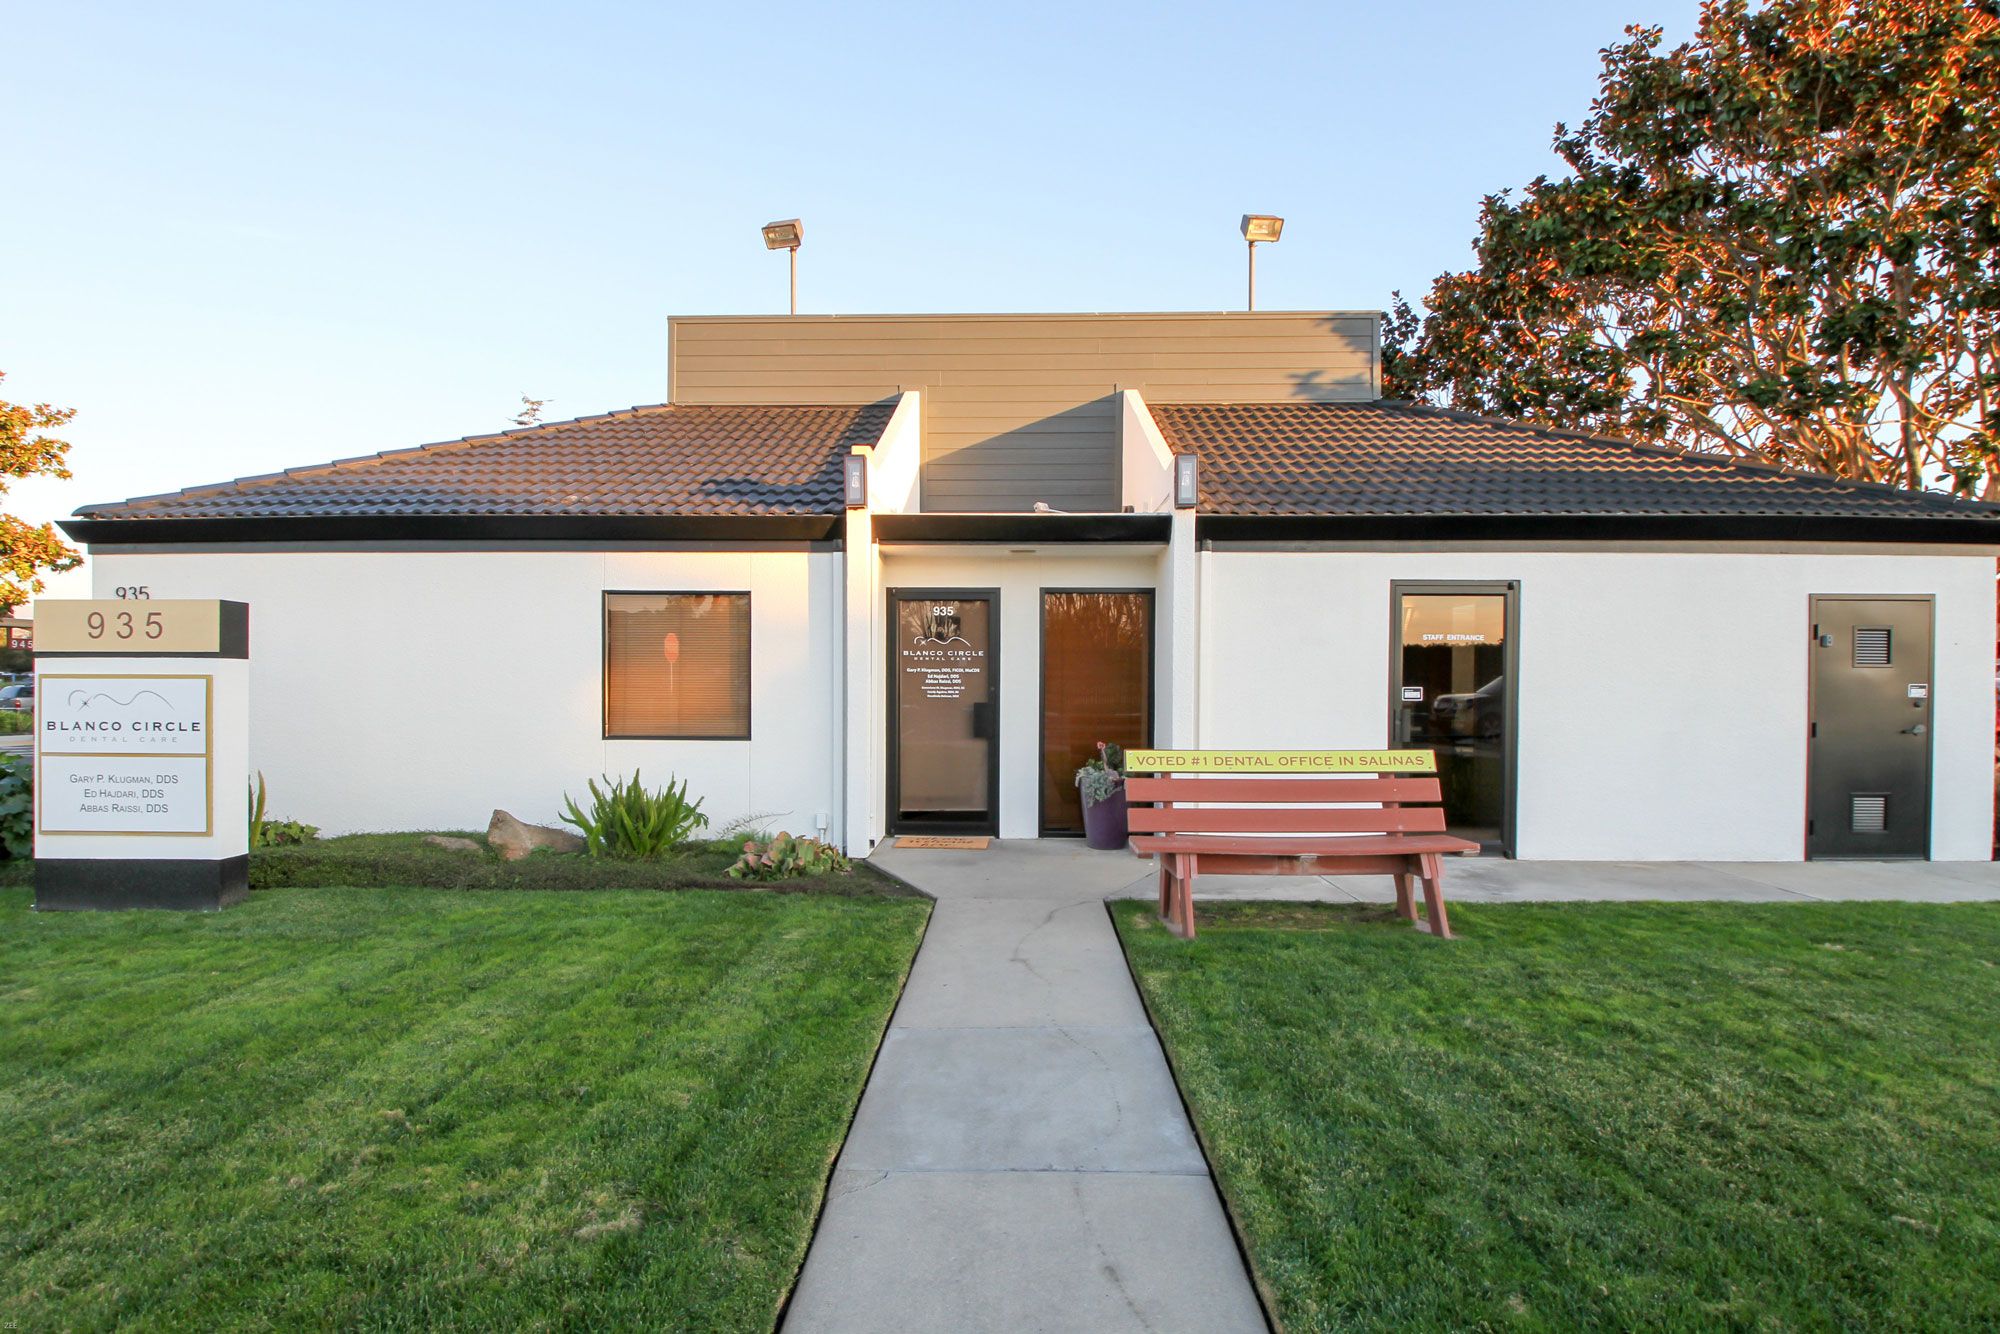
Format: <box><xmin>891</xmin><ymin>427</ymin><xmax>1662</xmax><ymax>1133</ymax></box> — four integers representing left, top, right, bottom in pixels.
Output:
<box><xmin>61</xmin><ymin>513</ymin><xmax>845</xmax><ymax>547</ymax></box>
<box><xmin>872</xmin><ymin>513</ymin><xmax>1173</xmax><ymax>544</ymax></box>
<box><xmin>1196</xmin><ymin>513</ymin><xmax>2000</xmax><ymax>545</ymax></box>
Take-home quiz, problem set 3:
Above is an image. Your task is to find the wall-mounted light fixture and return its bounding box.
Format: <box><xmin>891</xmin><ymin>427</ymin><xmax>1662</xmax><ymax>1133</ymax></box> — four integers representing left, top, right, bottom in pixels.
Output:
<box><xmin>842</xmin><ymin>453</ymin><xmax>868</xmax><ymax>508</ymax></box>
<box><xmin>762</xmin><ymin>218</ymin><xmax>803</xmax><ymax>314</ymax></box>
<box><xmin>1174</xmin><ymin>453</ymin><xmax>1200</xmax><ymax>508</ymax></box>
<box><xmin>1240</xmin><ymin>214</ymin><xmax>1283</xmax><ymax>311</ymax></box>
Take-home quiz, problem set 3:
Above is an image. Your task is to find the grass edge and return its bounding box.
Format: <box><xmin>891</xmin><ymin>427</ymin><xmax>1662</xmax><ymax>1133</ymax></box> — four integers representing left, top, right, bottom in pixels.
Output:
<box><xmin>1108</xmin><ymin>898</ymin><xmax>1283</xmax><ymax>1334</ymax></box>
<box><xmin>767</xmin><ymin>889</ymin><xmax>937</xmax><ymax>1330</ymax></box>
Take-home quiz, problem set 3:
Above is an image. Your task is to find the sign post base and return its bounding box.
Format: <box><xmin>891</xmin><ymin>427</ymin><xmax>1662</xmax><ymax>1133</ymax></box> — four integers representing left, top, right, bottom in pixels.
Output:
<box><xmin>34</xmin><ymin>856</ymin><xmax>250</xmax><ymax>912</ymax></box>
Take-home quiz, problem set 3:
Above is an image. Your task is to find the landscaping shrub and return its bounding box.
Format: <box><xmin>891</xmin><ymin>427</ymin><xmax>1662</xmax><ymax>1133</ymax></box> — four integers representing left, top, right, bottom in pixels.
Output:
<box><xmin>247</xmin><ymin>833</ymin><xmax>907</xmax><ymax>897</ymax></box>
<box><xmin>248</xmin><ymin>772</ymin><xmax>318</xmax><ymax>848</ymax></box>
<box><xmin>0</xmin><ymin>710</ymin><xmax>32</xmax><ymax>735</ymax></box>
<box><xmin>0</xmin><ymin>753</ymin><xmax>29</xmax><ymax>858</ymax></box>
<box><xmin>728</xmin><ymin>832</ymin><xmax>851</xmax><ymax>881</ymax></box>
<box><xmin>560</xmin><ymin>771</ymin><xmax>707</xmax><ymax>859</ymax></box>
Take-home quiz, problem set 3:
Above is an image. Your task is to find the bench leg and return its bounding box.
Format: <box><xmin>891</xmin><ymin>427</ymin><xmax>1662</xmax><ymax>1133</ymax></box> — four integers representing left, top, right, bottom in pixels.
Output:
<box><xmin>1157</xmin><ymin>854</ymin><xmax>1183</xmax><ymax>937</ymax></box>
<box><xmin>1163</xmin><ymin>853</ymin><xmax>1198</xmax><ymax>940</ymax></box>
<box><xmin>1392</xmin><ymin>869</ymin><xmax>1416</xmax><ymax>921</ymax></box>
<box><xmin>1418</xmin><ymin>851</ymin><xmax>1452</xmax><ymax>940</ymax></box>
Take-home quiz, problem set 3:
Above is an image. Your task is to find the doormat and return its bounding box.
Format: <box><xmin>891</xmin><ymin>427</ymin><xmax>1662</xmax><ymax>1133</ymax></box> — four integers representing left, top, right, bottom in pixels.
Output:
<box><xmin>894</xmin><ymin>836</ymin><xmax>991</xmax><ymax>850</ymax></box>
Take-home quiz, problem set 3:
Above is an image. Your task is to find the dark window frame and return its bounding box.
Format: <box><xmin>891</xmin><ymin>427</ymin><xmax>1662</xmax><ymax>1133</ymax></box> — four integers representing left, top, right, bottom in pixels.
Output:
<box><xmin>601</xmin><ymin>589</ymin><xmax>754</xmax><ymax>741</ymax></box>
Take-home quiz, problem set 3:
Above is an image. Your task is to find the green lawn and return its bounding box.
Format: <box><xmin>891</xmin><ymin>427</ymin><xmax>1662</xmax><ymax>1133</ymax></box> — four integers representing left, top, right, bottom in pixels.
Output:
<box><xmin>1</xmin><ymin>884</ymin><xmax>928</xmax><ymax>1330</ymax></box>
<box><xmin>1115</xmin><ymin>900</ymin><xmax>2000</xmax><ymax>1331</ymax></box>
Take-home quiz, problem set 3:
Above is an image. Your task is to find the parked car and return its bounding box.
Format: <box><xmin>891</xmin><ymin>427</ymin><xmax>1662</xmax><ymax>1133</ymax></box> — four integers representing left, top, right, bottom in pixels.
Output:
<box><xmin>0</xmin><ymin>681</ymin><xmax>33</xmax><ymax>712</ymax></box>
<box><xmin>1430</xmin><ymin>676</ymin><xmax>1503</xmax><ymax>739</ymax></box>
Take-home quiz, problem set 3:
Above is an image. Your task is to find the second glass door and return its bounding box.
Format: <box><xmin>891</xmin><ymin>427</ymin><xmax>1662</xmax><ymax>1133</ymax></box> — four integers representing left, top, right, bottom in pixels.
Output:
<box><xmin>1040</xmin><ymin>590</ymin><xmax>1153</xmax><ymax>834</ymax></box>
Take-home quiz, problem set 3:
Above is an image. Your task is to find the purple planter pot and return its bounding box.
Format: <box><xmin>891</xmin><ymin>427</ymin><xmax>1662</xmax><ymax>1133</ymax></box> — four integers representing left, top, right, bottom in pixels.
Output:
<box><xmin>1081</xmin><ymin>785</ymin><xmax>1130</xmax><ymax>850</ymax></box>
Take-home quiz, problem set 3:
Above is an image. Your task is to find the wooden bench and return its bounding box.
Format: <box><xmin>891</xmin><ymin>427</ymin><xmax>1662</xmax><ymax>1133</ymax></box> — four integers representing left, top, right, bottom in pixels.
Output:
<box><xmin>1126</xmin><ymin>755</ymin><xmax>1479</xmax><ymax>940</ymax></box>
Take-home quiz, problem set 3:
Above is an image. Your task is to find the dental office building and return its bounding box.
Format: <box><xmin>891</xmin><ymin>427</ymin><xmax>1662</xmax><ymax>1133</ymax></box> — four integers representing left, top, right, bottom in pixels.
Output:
<box><xmin>63</xmin><ymin>311</ymin><xmax>2000</xmax><ymax>861</ymax></box>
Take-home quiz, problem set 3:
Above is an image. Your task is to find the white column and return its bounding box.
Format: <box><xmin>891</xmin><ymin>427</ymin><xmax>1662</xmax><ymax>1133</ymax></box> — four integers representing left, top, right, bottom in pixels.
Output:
<box><xmin>1159</xmin><ymin>508</ymin><xmax>1200</xmax><ymax>747</ymax></box>
<box><xmin>841</xmin><ymin>501</ymin><xmax>877</xmax><ymax>857</ymax></box>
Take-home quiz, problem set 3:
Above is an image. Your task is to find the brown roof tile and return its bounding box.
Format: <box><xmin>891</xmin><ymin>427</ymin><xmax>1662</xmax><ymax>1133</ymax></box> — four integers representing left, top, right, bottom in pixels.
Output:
<box><xmin>77</xmin><ymin>402</ymin><xmax>895</xmax><ymax>521</ymax></box>
<box><xmin>1147</xmin><ymin>401</ymin><xmax>2000</xmax><ymax>522</ymax></box>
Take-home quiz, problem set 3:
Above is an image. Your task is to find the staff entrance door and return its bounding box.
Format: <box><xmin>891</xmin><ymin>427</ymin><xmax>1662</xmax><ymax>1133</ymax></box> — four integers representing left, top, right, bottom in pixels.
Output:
<box><xmin>888</xmin><ymin>590</ymin><xmax>1000</xmax><ymax>835</ymax></box>
<box><xmin>1808</xmin><ymin>596</ymin><xmax>1933</xmax><ymax>859</ymax></box>
<box><xmin>1390</xmin><ymin>582</ymin><xmax>1518</xmax><ymax>854</ymax></box>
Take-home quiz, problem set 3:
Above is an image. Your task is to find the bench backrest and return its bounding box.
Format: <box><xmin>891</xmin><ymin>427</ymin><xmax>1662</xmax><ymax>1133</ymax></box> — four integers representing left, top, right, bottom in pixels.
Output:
<box><xmin>1125</xmin><ymin>772</ymin><xmax>1448</xmax><ymax>837</ymax></box>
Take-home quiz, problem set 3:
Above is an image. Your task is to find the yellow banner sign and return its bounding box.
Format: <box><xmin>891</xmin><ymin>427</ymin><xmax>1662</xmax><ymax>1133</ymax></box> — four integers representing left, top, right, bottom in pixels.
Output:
<box><xmin>1123</xmin><ymin>749</ymin><xmax>1438</xmax><ymax>774</ymax></box>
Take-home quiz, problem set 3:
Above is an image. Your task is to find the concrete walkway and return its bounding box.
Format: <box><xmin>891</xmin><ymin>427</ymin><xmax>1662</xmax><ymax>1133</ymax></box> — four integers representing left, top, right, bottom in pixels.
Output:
<box><xmin>783</xmin><ymin>843</ymin><xmax>2000</xmax><ymax>1330</ymax></box>
<box><xmin>782</xmin><ymin>841</ymin><xmax>1266</xmax><ymax>1334</ymax></box>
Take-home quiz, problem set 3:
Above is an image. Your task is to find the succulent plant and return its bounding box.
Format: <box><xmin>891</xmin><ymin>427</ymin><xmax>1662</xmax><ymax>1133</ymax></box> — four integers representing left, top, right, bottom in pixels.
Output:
<box><xmin>1075</xmin><ymin>740</ymin><xmax>1128</xmax><ymax>806</ymax></box>
<box><xmin>727</xmin><ymin>831</ymin><xmax>851</xmax><ymax>881</ymax></box>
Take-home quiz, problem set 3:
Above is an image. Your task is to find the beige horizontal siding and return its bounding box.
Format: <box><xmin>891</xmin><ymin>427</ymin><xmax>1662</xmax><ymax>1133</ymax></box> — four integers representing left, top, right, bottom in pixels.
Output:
<box><xmin>672</xmin><ymin>312</ymin><xmax>1378</xmax><ymax>512</ymax></box>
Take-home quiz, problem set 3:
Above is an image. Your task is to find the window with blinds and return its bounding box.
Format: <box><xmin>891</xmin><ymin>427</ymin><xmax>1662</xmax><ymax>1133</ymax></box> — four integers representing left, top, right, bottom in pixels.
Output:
<box><xmin>604</xmin><ymin>593</ymin><xmax>751</xmax><ymax>739</ymax></box>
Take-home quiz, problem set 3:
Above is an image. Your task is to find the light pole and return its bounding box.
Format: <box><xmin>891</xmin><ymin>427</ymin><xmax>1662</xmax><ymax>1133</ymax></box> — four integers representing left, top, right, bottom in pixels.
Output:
<box><xmin>762</xmin><ymin>219</ymin><xmax>803</xmax><ymax>314</ymax></box>
<box><xmin>1240</xmin><ymin>214</ymin><xmax>1284</xmax><ymax>311</ymax></box>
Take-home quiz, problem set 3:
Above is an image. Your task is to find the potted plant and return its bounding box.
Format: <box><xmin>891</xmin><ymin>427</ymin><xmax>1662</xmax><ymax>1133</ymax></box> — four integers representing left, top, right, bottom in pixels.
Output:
<box><xmin>1075</xmin><ymin>741</ymin><xmax>1130</xmax><ymax>850</ymax></box>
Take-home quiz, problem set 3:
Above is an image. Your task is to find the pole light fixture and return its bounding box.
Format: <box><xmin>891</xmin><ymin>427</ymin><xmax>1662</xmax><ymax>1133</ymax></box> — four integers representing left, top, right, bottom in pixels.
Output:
<box><xmin>762</xmin><ymin>218</ymin><xmax>803</xmax><ymax>314</ymax></box>
<box><xmin>1240</xmin><ymin>214</ymin><xmax>1283</xmax><ymax>311</ymax></box>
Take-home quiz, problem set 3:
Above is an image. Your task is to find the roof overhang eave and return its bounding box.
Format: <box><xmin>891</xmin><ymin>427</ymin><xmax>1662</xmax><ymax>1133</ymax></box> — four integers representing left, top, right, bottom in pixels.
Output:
<box><xmin>61</xmin><ymin>512</ymin><xmax>847</xmax><ymax>546</ymax></box>
<box><xmin>870</xmin><ymin>513</ymin><xmax>1173</xmax><ymax>544</ymax></box>
<box><xmin>1194</xmin><ymin>511</ymin><xmax>2000</xmax><ymax>545</ymax></box>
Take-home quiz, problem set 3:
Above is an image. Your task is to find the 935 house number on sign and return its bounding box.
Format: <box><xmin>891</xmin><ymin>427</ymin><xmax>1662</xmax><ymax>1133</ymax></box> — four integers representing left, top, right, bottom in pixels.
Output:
<box><xmin>34</xmin><ymin>600</ymin><xmax>234</xmax><ymax>656</ymax></box>
<box><xmin>84</xmin><ymin>609</ymin><xmax>166</xmax><ymax>642</ymax></box>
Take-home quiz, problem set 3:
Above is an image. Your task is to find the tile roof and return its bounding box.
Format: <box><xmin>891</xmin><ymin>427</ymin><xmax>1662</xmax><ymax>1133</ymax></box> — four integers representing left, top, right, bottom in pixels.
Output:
<box><xmin>1146</xmin><ymin>401</ymin><xmax>2000</xmax><ymax>523</ymax></box>
<box><xmin>76</xmin><ymin>402</ymin><xmax>895</xmax><ymax>521</ymax></box>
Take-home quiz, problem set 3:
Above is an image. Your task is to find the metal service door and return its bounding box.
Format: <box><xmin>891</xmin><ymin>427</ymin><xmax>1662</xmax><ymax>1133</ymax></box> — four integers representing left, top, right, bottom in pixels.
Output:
<box><xmin>889</xmin><ymin>590</ymin><xmax>1000</xmax><ymax>835</ymax></box>
<box><xmin>1808</xmin><ymin>596</ymin><xmax>1933</xmax><ymax>859</ymax></box>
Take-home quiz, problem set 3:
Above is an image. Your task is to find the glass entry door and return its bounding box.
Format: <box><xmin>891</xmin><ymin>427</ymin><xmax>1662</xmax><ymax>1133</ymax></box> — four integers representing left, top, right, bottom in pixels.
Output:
<box><xmin>1392</xmin><ymin>584</ymin><xmax>1516</xmax><ymax>853</ymax></box>
<box><xmin>1040</xmin><ymin>590</ymin><xmax>1153</xmax><ymax>834</ymax></box>
<box><xmin>889</xmin><ymin>590</ymin><xmax>999</xmax><ymax>835</ymax></box>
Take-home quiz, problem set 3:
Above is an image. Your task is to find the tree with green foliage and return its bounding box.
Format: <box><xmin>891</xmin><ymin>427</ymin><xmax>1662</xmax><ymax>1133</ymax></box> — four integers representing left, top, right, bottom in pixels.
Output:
<box><xmin>0</xmin><ymin>371</ymin><xmax>81</xmax><ymax>610</ymax></box>
<box><xmin>1385</xmin><ymin>0</ymin><xmax>2000</xmax><ymax>493</ymax></box>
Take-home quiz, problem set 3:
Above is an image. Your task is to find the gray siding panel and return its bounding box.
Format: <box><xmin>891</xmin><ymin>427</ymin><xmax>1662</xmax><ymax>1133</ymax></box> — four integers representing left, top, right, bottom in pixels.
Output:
<box><xmin>671</xmin><ymin>312</ymin><xmax>1378</xmax><ymax>513</ymax></box>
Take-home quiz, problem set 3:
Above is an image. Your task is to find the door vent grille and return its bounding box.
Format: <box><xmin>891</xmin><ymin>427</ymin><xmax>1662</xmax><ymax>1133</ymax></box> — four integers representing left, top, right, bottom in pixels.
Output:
<box><xmin>1853</xmin><ymin>627</ymin><xmax>1891</xmax><ymax>667</ymax></box>
<box><xmin>1851</xmin><ymin>793</ymin><xmax>1888</xmax><ymax>834</ymax></box>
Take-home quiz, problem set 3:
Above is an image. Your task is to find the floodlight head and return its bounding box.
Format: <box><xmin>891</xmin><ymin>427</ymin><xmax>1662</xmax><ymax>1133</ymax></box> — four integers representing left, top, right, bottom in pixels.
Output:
<box><xmin>762</xmin><ymin>218</ymin><xmax>803</xmax><ymax>250</ymax></box>
<box><xmin>1241</xmin><ymin>214</ymin><xmax>1284</xmax><ymax>244</ymax></box>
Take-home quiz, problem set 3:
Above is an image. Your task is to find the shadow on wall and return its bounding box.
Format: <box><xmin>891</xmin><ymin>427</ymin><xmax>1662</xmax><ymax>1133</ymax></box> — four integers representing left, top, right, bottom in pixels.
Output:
<box><xmin>923</xmin><ymin>399</ymin><xmax>1120</xmax><ymax>514</ymax></box>
<box><xmin>1287</xmin><ymin>311</ymin><xmax>1379</xmax><ymax>401</ymax></box>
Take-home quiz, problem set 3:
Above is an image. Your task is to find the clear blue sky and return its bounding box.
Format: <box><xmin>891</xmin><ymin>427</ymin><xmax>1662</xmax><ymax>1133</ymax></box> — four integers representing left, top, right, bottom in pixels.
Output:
<box><xmin>2</xmin><ymin>0</ymin><xmax>1698</xmax><ymax>598</ymax></box>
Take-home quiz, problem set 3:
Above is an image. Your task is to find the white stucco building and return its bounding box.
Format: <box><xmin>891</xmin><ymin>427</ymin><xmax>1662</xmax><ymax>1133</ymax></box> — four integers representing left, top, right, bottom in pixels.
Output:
<box><xmin>63</xmin><ymin>312</ymin><xmax>2000</xmax><ymax>861</ymax></box>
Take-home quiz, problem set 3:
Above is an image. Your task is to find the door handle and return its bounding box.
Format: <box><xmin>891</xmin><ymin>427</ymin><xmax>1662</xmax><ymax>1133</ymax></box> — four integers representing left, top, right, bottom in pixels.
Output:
<box><xmin>1902</xmin><ymin>724</ymin><xmax>1927</xmax><ymax>735</ymax></box>
<box><xmin>970</xmin><ymin>702</ymin><xmax>993</xmax><ymax>739</ymax></box>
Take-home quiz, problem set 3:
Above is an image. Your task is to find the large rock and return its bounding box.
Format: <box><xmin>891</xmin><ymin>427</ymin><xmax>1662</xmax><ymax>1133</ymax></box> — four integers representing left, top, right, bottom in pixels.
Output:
<box><xmin>423</xmin><ymin>834</ymin><xmax>484</xmax><ymax>854</ymax></box>
<box><xmin>487</xmin><ymin>810</ymin><xmax>586</xmax><ymax>861</ymax></box>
